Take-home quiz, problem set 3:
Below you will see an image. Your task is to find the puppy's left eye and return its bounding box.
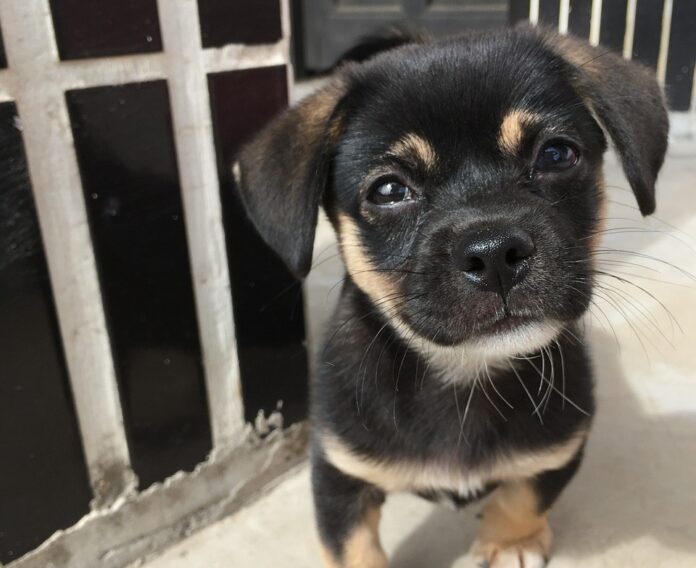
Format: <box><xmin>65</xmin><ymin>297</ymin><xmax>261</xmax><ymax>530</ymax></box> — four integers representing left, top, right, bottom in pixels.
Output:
<box><xmin>535</xmin><ymin>142</ymin><xmax>579</xmax><ymax>171</ymax></box>
<box><xmin>367</xmin><ymin>181</ymin><xmax>413</xmax><ymax>206</ymax></box>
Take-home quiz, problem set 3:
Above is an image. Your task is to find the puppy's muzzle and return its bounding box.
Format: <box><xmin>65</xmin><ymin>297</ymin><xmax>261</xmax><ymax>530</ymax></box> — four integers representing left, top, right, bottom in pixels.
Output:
<box><xmin>454</xmin><ymin>225</ymin><xmax>535</xmax><ymax>298</ymax></box>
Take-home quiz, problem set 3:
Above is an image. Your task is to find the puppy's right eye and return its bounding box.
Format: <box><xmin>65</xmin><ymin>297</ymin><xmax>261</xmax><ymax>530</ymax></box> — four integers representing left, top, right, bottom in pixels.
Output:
<box><xmin>367</xmin><ymin>181</ymin><xmax>413</xmax><ymax>206</ymax></box>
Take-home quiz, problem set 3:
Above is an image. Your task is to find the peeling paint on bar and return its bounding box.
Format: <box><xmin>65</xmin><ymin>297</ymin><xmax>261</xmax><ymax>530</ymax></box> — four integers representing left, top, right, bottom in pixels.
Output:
<box><xmin>0</xmin><ymin>0</ymin><xmax>137</xmax><ymax>508</ymax></box>
<box><xmin>7</xmin><ymin>425</ymin><xmax>308</xmax><ymax>568</ymax></box>
<box><xmin>203</xmin><ymin>41</ymin><xmax>288</xmax><ymax>74</ymax></box>
<box><xmin>156</xmin><ymin>0</ymin><xmax>244</xmax><ymax>448</ymax></box>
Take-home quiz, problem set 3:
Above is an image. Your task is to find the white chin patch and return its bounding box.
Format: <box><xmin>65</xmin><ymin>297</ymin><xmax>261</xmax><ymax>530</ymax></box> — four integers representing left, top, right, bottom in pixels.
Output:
<box><xmin>393</xmin><ymin>319</ymin><xmax>564</xmax><ymax>383</ymax></box>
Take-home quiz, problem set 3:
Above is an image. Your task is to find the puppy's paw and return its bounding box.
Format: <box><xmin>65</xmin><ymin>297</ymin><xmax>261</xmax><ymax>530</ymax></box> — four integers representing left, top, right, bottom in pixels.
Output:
<box><xmin>471</xmin><ymin>521</ymin><xmax>552</xmax><ymax>568</ymax></box>
<box><xmin>320</xmin><ymin>541</ymin><xmax>388</xmax><ymax>568</ymax></box>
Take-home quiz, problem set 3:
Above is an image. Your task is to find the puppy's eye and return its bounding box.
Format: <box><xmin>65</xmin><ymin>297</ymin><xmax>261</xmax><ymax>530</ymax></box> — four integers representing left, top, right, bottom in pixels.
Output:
<box><xmin>367</xmin><ymin>181</ymin><xmax>413</xmax><ymax>206</ymax></box>
<box><xmin>535</xmin><ymin>142</ymin><xmax>579</xmax><ymax>171</ymax></box>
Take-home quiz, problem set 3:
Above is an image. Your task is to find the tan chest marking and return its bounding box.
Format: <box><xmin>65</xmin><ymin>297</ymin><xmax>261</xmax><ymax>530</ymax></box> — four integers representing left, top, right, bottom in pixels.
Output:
<box><xmin>322</xmin><ymin>432</ymin><xmax>585</xmax><ymax>495</ymax></box>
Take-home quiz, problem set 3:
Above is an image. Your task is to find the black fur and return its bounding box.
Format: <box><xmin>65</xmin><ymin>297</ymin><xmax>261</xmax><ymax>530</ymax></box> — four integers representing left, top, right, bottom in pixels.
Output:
<box><xmin>236</xmin><ymin>25</ymin><xmax>668</xmax><ymax>566</ymax></box>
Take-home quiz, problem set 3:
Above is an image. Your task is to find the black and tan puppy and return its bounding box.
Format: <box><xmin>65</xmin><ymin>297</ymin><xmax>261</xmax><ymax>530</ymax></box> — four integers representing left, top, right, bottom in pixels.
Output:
<box><xmin>235</xmin><ymin>26</ymin><xmax>668</xmax><ymax>568</ymax></box>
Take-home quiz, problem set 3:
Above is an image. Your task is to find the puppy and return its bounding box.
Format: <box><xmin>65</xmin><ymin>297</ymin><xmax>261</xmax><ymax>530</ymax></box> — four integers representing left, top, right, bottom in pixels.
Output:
<box><xmin>235</xmin><ymin>26</ymin><xmax>668</xmax><ymax>568</ymax></box>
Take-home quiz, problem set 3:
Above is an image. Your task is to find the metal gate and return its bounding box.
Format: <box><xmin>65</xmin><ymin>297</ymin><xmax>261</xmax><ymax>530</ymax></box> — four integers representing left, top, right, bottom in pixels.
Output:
<box><xmin>1</xmin><ymin>0</ymin><xmax>693</xmax><ymax>566</ymax></box>
<box><xmin>0</xmin><ymin>1</ymin><xmax>307</xmax><ymax>566</ymax></box>
<box><xmin>296</xmin><ymin>0</ymin><xmax>695</xmax><ymax>112</ymax></box>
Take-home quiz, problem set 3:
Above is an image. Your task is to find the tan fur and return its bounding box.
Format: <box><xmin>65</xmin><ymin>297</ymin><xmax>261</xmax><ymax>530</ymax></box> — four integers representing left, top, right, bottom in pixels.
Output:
<box><xmin>231</xmin><ymin>161</ymin><xmax>241</xmax><ymax>185</ymax></box>
<box><xmin>387</xmin><ymin>132</ymin><xmax>438</xmax><ymax>171</ymax></box>
<box><xmin>303</xmin><ymin>78</ymin><xmax>347</xmax><ymax>130</ymax></box>
<box><xmin>337</xmin><ymin>213</ymin><xmax>400</xmax><ymax>314</ymax></box>
<box><xmin>543</xmin><ymin>31</ymin><xmax>617</xmax><ymax>83</ymax></box>
<box><xmin>321</xmin><ymin>431</ymin><xmax>586</xmax><ymax>496</ymax></box>
<box><xmin>320</xmin><ymin>506</ymin><xmax>387</xmax><ymax>568</ymax></box>
<box><xmin>472</xmin><ymin>481</ymin><xmax>553</xmax><ymax>567</ymax></box>
<box><xmin>285</xmin><ymin>80</ymin><xmax>348</xmax><ymax>173</ymax></box>
<box><xmin>498</xmin><ymin>110</ymin><xmax>538</xmax><ymax>155</ymax></box>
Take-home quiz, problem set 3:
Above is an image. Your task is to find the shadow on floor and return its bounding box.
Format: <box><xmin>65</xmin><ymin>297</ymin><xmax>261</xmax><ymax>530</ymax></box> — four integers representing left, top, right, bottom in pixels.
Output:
<box><xmin>390</xmin><ymin>329</ymin><xmax>696</xmax><ymax>568</ymax></box>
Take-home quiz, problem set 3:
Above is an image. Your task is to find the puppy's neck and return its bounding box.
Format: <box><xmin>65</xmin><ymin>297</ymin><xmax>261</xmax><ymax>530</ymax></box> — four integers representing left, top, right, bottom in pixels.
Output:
<box><xmin>390</xmin><ymin>319</ymin><xmax>512</xmax><ymax>385</ymax></box>
<box><xmin>345</xmin><ymin>278</ymin><xmax>564</xmax><ymax>386</ymax></box>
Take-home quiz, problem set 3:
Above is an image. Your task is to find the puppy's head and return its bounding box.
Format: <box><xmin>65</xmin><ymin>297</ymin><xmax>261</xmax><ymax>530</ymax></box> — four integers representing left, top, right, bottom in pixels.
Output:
<box><xmin>236</xmin><ymin>27</ymin><xmax>668</xmax><ymax>359</ymax></box>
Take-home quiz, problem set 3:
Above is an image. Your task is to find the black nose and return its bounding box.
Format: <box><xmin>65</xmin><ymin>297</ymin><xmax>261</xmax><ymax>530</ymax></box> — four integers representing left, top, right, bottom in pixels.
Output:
<box><xmin>454</xmin><ymin>227</ymin><xmax>535</xmax><ymax>297</ymax></box>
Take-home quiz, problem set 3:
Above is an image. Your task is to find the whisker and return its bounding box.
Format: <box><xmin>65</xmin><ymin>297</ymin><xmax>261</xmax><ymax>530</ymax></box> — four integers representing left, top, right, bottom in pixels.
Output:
<box><xmin>486</xmin><ymin>365</ymin><xmax>514</xmax><ymax>409</ymax></box>
<box><xmin>481</xmin><ymin>365</ymin><xmax>508</xmax><ymax>420</ymax></box>
<box><xmin>508</xmin><ymin>361</ymin><xmax>543</xmax><ymax>425</ymax></box>
<box><xmin>555</xmin><ymin>338</ymin><xmax>567</xmax><ymax>410</ymax></box>
<box><xmin>457</xmin><ymin>379</ymin><xmax>478</xmax><ymax>447</ymax></box>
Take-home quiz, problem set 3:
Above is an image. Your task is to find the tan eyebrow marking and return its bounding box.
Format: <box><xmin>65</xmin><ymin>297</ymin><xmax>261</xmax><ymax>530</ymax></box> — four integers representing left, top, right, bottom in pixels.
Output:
<box><xmin>387</xmin><ymin>132</ymin><xmax>437</xmax><ymax>171</ymax></box>
<box><xmin>498</xmin><ymin>110</ymin><xmax>540</xmax><ymax>155</ymax></box>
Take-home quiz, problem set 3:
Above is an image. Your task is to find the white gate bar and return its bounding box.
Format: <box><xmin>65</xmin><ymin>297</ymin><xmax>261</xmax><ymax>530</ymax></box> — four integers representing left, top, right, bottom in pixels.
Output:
<box><xmin>0</xmin><ymin>69</ymin><xmax>11</xmax><ymax>102</ymax></box>
<box><xmin>559</xmin><ymin>0</ymin><xmax>570</xmax><ymax>35</ymax></box>
<box><xmin>0</xmin><ymin>42</ymin><xmax>286</xmax><ymax>103</ymax></box>
<box><xmin>529</xmin><ymin>0</ymin><xmax>540</xmax><ymax>26</ymax></box>
<box><xmin>156</xmin><ymin>0</ymin><xmax>245</xmax><ymax>448</ymax></box>
<box><xmin>589</xmin><ymin>0</ymin><xmax>603</xmax><ymax>46</ymax></box>
<box><xmin>58</xmin><ymin>53</ymin><xmax>167</xmax><ymax>91</ymax></box>
<box><xmin>0</xmin><ymin>0</ymin><xmax>136</xmax><ymax>506</ymax></box>
<box><xmin>656</xmin><ymin>0</ymin><xmax>673</xmax><ymax>86</ymax></box>
<box><xmin>623</xmin><ymin>0</ymin><xmax>637</xmax><ymax>59</ymax></box>
<box><xmin>202</xmin><ymin>42</ymin><xmax>287</xmax><ymax>75</ymax></box>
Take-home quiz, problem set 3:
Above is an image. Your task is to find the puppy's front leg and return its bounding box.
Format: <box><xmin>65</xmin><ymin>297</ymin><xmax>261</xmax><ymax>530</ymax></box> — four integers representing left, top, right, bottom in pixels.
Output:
<box><xmin>312</xmin><ymin>455</ymin><xmax>387</xmax><ymax>568</ymax></box>
<box><xmin>472</xmin><ymin>450</ymin><xmax>583</xmax><ymax>568</ymax></box>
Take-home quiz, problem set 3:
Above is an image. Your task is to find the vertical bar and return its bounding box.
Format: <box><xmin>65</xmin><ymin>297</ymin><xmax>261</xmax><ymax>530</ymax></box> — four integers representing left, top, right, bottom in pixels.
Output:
<box><xmin>589</xmin><ymin>0</ymin><xmax>602</xmax><ymax>45</ymax></box>
<box><xmin>664</xmin><ymin>0</ymin><xmax>696</xmax><ymax>110</ymax></box>
<box><xmin>156</xmin><ymin>0</ymin><xmax>245</xmax><ymax>448</ymax></box>
<box><xmin>66</xmin><ymin>81</ymin><xmax>213</xmax><ymax>489</ymax></box>
<box><xmin>656</xmin><ymin>0</ymin><xmax>673</xmax><ymax>85</ymax></box>
<box><xmin>623</xmin><ymin>0</ymin><xmax>637</xmax><ymax>59</ymax></box>
<box><xmin>0</xmin><ymin>0</ymin><xmax>135</xmax><ymax>506</ymax></box>
<box><xmin>0</xmin><ymin>101</ymin><xmax>92</xmax><ymax>563</ymax></box>
<box><xmin>530</xmin><ymin>0</ymin><xmax>540</xmax><ymax>25</ymax></box>
<box><xmin>208</xmin><ymin>66</ymin><xmax>309</xmax><ymax>426</ymax></box>
<box><xmin>559</xmin><ymin>0</ymin><xmax>570</xmax><ymax>34</ymax></box>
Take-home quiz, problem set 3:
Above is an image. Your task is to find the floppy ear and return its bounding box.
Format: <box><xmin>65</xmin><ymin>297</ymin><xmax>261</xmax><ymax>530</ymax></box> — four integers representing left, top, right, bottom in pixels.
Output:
<box><xmin>543</xmin><ymin>30</ymin><xmax>669</xmax><ymax>215</ymax></box>
<box><xmin>235</xmin><ymin>78</ymin><xmax>350</xmax><ymax>279</ymax></box>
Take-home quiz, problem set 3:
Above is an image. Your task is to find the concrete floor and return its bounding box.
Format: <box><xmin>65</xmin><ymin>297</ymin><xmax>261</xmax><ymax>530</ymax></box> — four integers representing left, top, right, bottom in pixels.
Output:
<box><xmin>140</xmin><ymin>138</ymin><xmax>696</xmax><ymax>567</ymax></box>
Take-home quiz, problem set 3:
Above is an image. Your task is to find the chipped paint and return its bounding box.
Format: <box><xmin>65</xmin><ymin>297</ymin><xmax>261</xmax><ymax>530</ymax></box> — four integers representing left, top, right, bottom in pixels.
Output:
<box><xmin>9</xmin><ymin>425</ymin><xmax>308</xmax><ymax>568</ymax></box>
